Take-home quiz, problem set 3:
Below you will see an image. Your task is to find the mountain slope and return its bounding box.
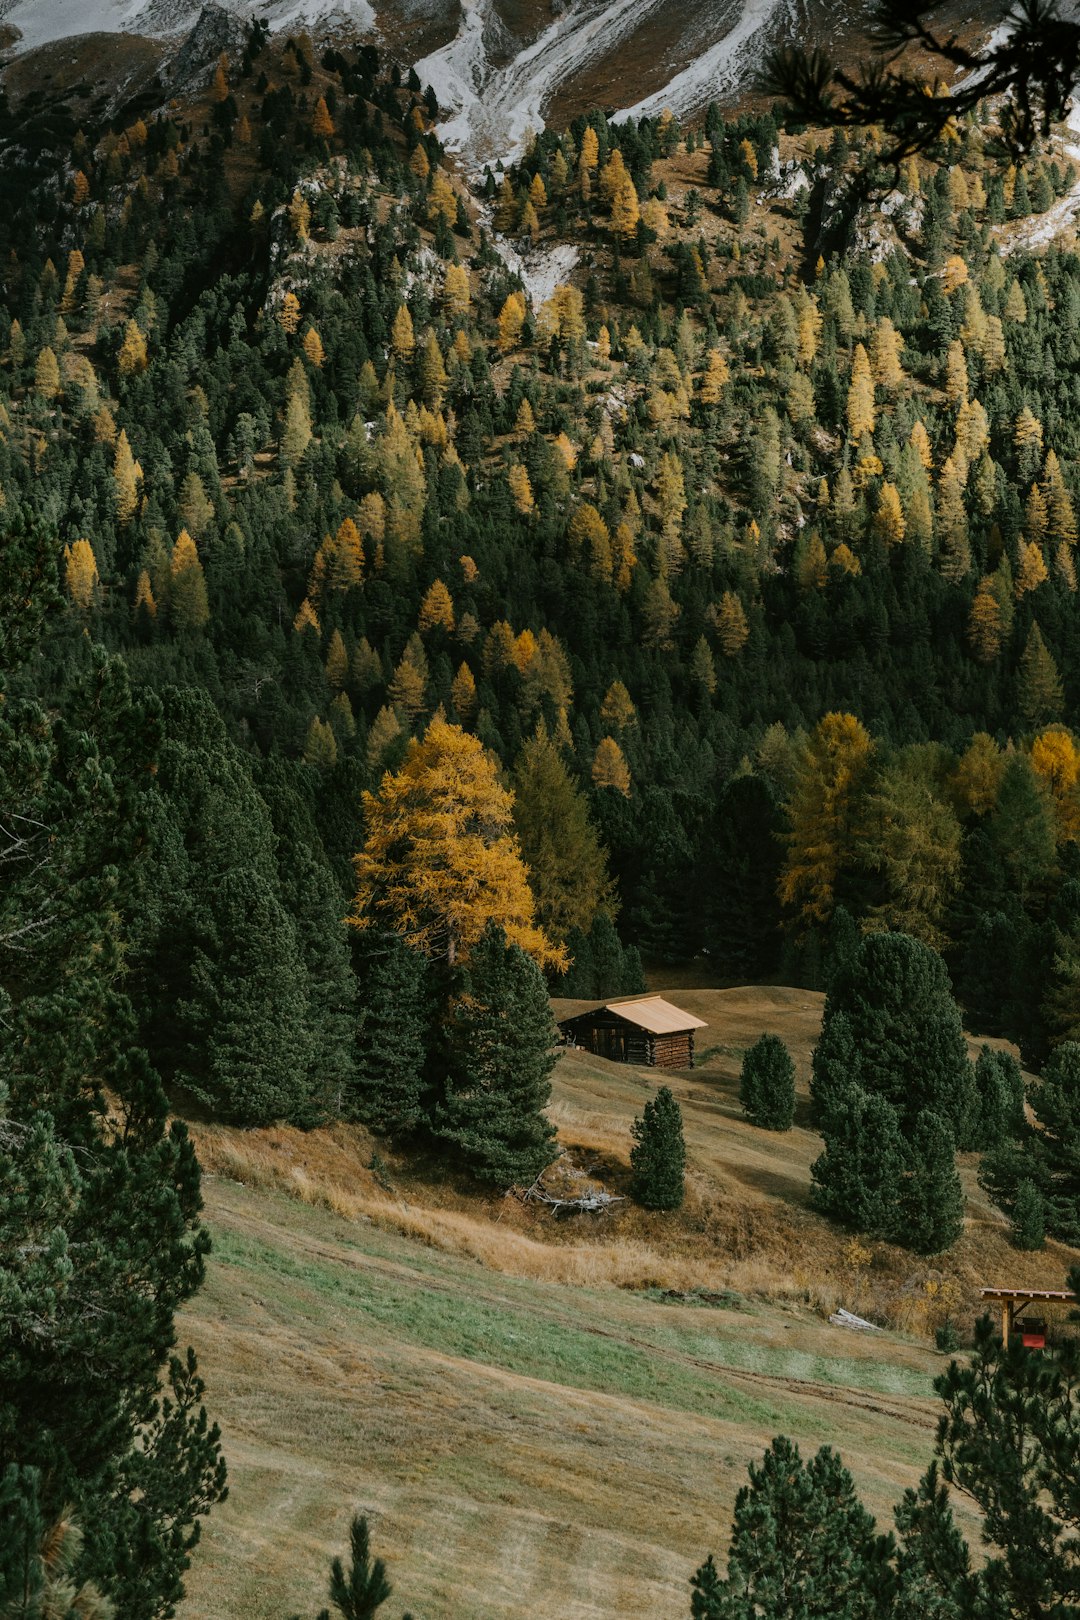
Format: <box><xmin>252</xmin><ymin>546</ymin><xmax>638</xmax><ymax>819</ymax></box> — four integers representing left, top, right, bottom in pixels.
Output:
<box><xmin>1</xmin><ymin>0</ymin><xmax>1010</xmax><ymax>169</ymax></box>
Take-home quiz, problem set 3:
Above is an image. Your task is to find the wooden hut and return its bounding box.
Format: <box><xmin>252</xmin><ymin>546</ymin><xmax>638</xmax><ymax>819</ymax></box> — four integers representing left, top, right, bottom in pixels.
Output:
<box><xmin>558</xmin><ymin>996</ymin><xmax>707</xmax><ymax>1069</ymax></box>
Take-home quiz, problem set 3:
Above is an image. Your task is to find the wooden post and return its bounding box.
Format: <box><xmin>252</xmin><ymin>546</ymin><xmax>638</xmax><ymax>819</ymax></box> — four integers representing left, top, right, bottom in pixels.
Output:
<box><xmin>1002</xmin><ymin>1298</ymin><xmax>1012</xmax><ymax>1347</ymax></box>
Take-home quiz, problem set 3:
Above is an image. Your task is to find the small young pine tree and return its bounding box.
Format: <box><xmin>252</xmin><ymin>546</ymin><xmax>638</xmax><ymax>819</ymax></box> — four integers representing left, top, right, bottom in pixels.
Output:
<box><xmin>740</xmin><ymin>1034</ymin><xmax>796</xmax><ymax>1130</ymax></box>
<box><xmin>690</xmin><ymin>1436</ymin><xmax>887</xmax><ymax>1620</ymax></box>
<box><xmin>630</xmin><ymin>1086</ymin><xmax>686</xmax><ymax>1210</ymax></box>
<box><xmin>1012</xmin><ymin>1178</ymin><xmax>1046</xmax><ymax>1250</ymax></box>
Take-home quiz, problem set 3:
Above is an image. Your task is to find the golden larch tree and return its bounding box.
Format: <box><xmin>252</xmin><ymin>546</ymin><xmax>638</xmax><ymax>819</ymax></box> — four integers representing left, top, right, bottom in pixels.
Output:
<box><xmin>304</xmin><ymin>716</ymin><xmax>338</xmax><ymax>768</ymax></box>
<box><xmin>112</xmin><ymin>429</ymin><xmax>140</xmax><ymax>523</ymax></box>
<box><xmin>325</xmin><ymin>628</ymin><xmax>349</xmax><ymax>689</ymax></box>
<box><xmin>170</xmin><ymin>529</ymin><xmax>210</xmax><ymax>631</ymax></box>
<box><xmin>34</xmin><ymin>346</ymin><xmax>61</xmax><ymax>399</ymax></box>
<box><xmin>1015</xmin><ymin>539</ymin><xmax>1049</xmax><ymax>597</ymax></box>
<box><xmin>591</xmin><ymin>736</ymin><xmax>631</xmax><ymax>797</ymax></box>
<box><xmin>600</xmin><ymin>680</ymin><xmax>636</xmax><ymax>730</ymax></box>
<box><xmin>312</xmin><ymin>97</ymin><xmax>335</xmax><ymax>139</ymax></box>
<box><xmin>63</xmin><ymin>539</ymin><xmax>99</xmax><ymax>612</ymax></box>
<box><xmin>780</xmin><ymin>712</ymin><xmax>874</xmax><ymax>928</ymax></box>
<box><xmin>443</xmin><ymin>262</ymin><xmax>470</xmax><ymax>319</ymax></box>
<box><xmin>390</xmin><ymin>304</ymin><xmax>415</xmax><ymax>361</ymax></box>
<box><xmin>873</xmin><ymin>482</ymin><xmax>906</xmax><ymax>545</ymax></box>
<box><xmin>450</xmin><ymin>662</ymin><xmax>477</xmax><ymax>719</ymax></box>
<box><xmin>508</xmin><ymin>464</ymin><xmax>534</xmax><ymax>515</ymax></box>
<box><xmin>117</xmin><ymin>319</ymin><xmax>148</xmax><ymax>376</ymax></box>
<box><xmin>418</xmin><ymin>578</ymin><xmax>455</xmax><ymax>633</ymax></box>
<box><xmin>351</xmin><ymin>717</ymin><xmax>563</xmax><ymax>968</ymax></box>
<box><xmin>699</xmin><ymin>348</ymin><xmax>730</xmax><ymax>405</ymax></box>
<box><xmin>1031</xmin><ymin>726</ymin><xmax>1080</xmax><ymax>841</ymax></box>
<box><xmin>302</xmin><ymin>327</ymin><xmax>325</xmax><ymax>368</ymax></box>
<box><xmin>967</xmin><ymin>579</ymin><xmax>1004</xmax><ymax>662</ymax></box>
<box><xmin>846</xmin><ymin>343</ymin><xmax>876</xmax><ymax>440</ymax></box>
<box><xmin>716</xmin><ymin>591</ymin><xmax>750</xmax><ymax>656</ymax></box>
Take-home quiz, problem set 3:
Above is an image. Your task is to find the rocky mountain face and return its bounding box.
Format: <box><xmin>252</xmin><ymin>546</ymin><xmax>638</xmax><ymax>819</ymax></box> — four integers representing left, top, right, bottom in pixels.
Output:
<box><xmin>0</xmin><ymin>0</ymin><xmax>1009</xmax><ymax>169</ymax></box>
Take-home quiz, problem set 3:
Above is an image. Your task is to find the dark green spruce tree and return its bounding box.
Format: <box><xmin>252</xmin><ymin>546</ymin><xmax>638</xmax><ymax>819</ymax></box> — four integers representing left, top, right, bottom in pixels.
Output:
<box><xmin>349</xmin><ymin>931</ymin><xmax>431</xmax><ymax>1135</ymax></box>
<box><xmin>257</xmin><ymin>759</ymin><xmax>358</xmax><ymax>1118</ymax></box>
<box><xmin>630</xmin><ymin>1086</ymin><xmax>687</xmax><ymax>1210</ymax></box>
<box><xmin>690</xmin><ymin>1436</ymin><xmax>893</xmax><ymax>1619</ymax></box>
<box><xmin>981</xmin><ymin>1040</ymin><xmax>1080</xmax><ymax>1244</ymax></box>
<box><xmin>811</xmin><ymin>932</ymin><xmax>976</xmax><ymax>1145</ymax></box>
<box><xmin>740</xmin><ymin>1035</ymin><xmax>796</xmax><ymax>1130</ymax></box>
<box><xmin>137</xmin><ymin>689</ymin><xmax>315</xmax><ymax>1126</ymax></box>
<box><xmin>434</xmin><ymin>922</ymin><xmax>558</xmax><ymax>1185</ymax></box>
<box><xmin>0</xmin><ymin>537</ymin><xmax>225</xmax><ymax>1619</ymax></box>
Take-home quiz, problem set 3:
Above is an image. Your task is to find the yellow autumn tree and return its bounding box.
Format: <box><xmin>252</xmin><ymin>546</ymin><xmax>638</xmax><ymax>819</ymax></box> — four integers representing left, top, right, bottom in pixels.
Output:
<box><xmin>1015</xmin><ymin>539</ymin><xmax>1049</xmax><ymax>597</ymax></box>
<box><xmin>34</xmin><ymin>346</ymin><xmax>61</xmax><ymax>399</ymax></box>
<box><xmin>700</xmin><ymin>348</ymin><xmax>730</xmax><ymax>405</ymax></box>
<box><xmin>967</xmin><ymin>578</ymin><xmax>1004</xmax><ymax>662</ymax></box>
<box><xmin>846</xmin><ymin>343</ymin><xmax>876</xmax><ymax>440</ymax></box>
<box><xmin>390</xmin><ymin>304</ymin><xmax>415</xmax><ymax>362</ymax></box>
<box><xmin>63</xmin><ymin>538</ymin><xmax>99</xmax><ymax>612</ymax></box>
<box><xmin>351</xmin><ymin>717</ymin><xmax>563</xmax><ymax>969</ymax></box>
<box><xmin>170</xmin><ymin>529</ymin><xmax>210</xmax><ymax>631</ymax></box>
<box><xmin>496</xmin><ymin>292</ymin><xmax>526</xmax><ymax>353</ymax></box>
<box><xmin>418</xmin><ymin>577</ymin><xmax>455</xmax><ymax>632</ymax></box>
<box><xmin>278</xmin><ymin>291</ymin><xmax>301</xmax><ymax>334</ymax></box>
<box><xmin>508</xmin><ymin>463</ymin><xmax>534</xmax><ymax>515</ymax></box>
<box><xmin>716</xmin><ymin>591</ymin><xmax>750</xmax><ymax>656</ymax></box>
<box><xmin>302</xmin><ymin>327</ymin><xmax>325</xmax><ymax>368</ymax></box>
<box><xmin>117</xmin><ymin>319</ymin><xmax>148</xmax><ymax>375</ymax></box>
<box><xmin>873</xmin><ymin>482</ymin><xmax>906</xmax><ymax>545</ymax></box>
<box><xmin>870</xmin><ymin>317</ymin><xmax>904</xmax><ymax>389</ymax></box>
<box><xmin>312</xmin><ymin>96</ymin><xmax>335</xmax><ymax>140</ymax></box>
<box><xmin>450</xmin><ymin>661</ymin><xmax>477</xmax><ymax>719</ymax></box>
<box><xmin>610</xmin><ymin>174</ymin><xmax>640</xmax><ymax>240</ymax></box>
<box><xmin>780</xmin><ymin>712</ymin><xmax>874</xmax><ymax>928</ymax></box>
<box><xmin>1031</xmin><ymin>726</ymin><xmax>1080</xmax><ymax>841</ymax></box>
<box><xmin>324</xmin><ymin>628</ymin><xmax>349</xmax><ymax>689</ymax></box>
<box><xmin>443</xmin><ymin>261</ymin><xmax>470</xmax><ymax>319</ymax></box>
<box><xmin>591</xmin><ymin>736</ymin><xmax>631</xmax><ymax>796</ymax></box>
<box><xmin>112</xmin><ymin>429</ymin><xmax>140</xmax><ymax>523</ymax></box>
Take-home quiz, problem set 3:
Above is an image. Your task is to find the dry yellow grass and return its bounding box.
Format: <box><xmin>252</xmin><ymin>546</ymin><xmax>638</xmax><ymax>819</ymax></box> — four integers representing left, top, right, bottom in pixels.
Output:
<box><xmin>177</xmin><ymin>986</ymin><xmax>1079</xmax><ymax>1619</ymax></box>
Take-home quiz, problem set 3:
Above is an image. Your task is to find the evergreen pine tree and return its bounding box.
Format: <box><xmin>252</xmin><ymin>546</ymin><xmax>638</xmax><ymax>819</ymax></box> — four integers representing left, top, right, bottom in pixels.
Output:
<box><xmin>181</xmin><ymin>867</ymin><xmax>313</xmax><ymax>1125</ymax></box>
<box><xmin>812</xmin><ymin>1085</ymin><xmax>908</xmax><ymax>1239</ymax></box>
<box><xmin>511</xmin><ymin>726</ymin><xmax>616</xmax><ymax>947</ymax></box>
<box><xmin>629</xmin><ymin>1085</ymin><xmax>686</xmax><ymax>1210</ymax></box>
<box><xmin>349</xmin><ymin>932</ymin><xmax>431</xmax><ymax>1135</ymax></box>
<box><xmin>257</xmin><ymin>760</ymin><xmax>357</xmax><ymax>1119</ymax></box>
<box><xmin>0</xmin><ymin>548</ymin><xmax>225</xmax><ymax>1615</ymax></box>
<box><xmin>899</xmin><ymin>1111</ymin><xmax>964</xmax><ymax>1254</ymax></box>
<box><xmin>434</xmin><ymin>923</ymin><xmax>558</xmax><ymax>1184</ymax></box>
<box><xmin>812</xmin><ymin>932</ymin><xmax>976</xmax><ymax>1146</ymax></box>
<box><xmin>740</xmin><ymin>1034</ymin><xmax>796</xmax><ymax>1130</ymax></box>
<box><xmin>982</xmin><ymin>1041</ymin><xmax>1080</xmax><ymax>1243</ymax></box>
<box><xmin>970</xmin><ymin>1045</ymin><xmax>1026</xmax><ymax>1150</ymax></box>
<box><xmin>689</xmin><ymin>1436</ymin><xmax>891</xmax><ymax>1619</ymax></box>
<box><xmin>1011</xmin><ymin>1178</ymin><xmax>1046</xmax><ymax>1250</ymax></box>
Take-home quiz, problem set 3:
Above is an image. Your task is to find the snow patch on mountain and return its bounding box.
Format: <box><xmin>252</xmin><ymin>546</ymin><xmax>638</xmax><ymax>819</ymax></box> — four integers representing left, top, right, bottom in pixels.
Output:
<box><xmin>619</xmin><ymin>0</ymin><xmax>794</xmax><ymax>121</ymax></box>
<box><xmin>0</xmin><ymin>0</ymin><xmax>374</xmax><ymax>54</ymax></box>
<box><xmin>416</xmin><ymin>0</ymin><xmax>668</xmax><ymax>170</ymax></box>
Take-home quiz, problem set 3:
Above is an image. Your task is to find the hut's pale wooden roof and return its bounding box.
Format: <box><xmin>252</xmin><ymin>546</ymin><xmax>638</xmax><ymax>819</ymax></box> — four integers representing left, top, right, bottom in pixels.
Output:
<box><xmin>561</xmin><ymin>996</ymin><xmax>707</xmax><ymax>1034</ymax></box>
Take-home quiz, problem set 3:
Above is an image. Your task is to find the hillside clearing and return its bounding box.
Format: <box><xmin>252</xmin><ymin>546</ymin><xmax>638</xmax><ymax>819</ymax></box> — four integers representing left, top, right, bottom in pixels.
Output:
<box><xmin>178</xmin><ymin>986</ymin><xmax>1078</xmax><ymax>1619</ymax></box>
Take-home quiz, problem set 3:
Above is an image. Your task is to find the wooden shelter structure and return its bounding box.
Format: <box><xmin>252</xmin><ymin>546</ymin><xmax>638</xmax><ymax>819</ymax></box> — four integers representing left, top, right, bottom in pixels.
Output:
<box><xmin>558</xmin><ymin>996</ymin><xmax>706</xmax><ymax>1069</ymax></box>
<box><xmin>980</xmin><ymin>1286</ymin><xmax>1077</xmax><ymax>1347</ymax></box>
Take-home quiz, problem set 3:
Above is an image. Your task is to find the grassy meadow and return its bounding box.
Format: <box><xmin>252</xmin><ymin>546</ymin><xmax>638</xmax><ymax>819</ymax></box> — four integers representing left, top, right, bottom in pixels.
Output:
<box><xmin>178</xmin><ymin>986</ymin><xmax>1078</xmax><ymax>1619</ymax></box>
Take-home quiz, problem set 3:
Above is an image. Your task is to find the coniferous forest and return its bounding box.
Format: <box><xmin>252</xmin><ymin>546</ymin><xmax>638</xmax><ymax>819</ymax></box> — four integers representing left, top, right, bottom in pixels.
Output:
<box><xmin>10</xmin><ymin>1</ymin><xmax>1080</xmax><ymax>1614</ymax></box>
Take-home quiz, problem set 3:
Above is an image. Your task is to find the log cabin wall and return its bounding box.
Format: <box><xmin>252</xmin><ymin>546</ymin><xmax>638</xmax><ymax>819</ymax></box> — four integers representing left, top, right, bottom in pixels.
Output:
<box><xmin>561</xmin><ymin>1014</ymin><xmax>695</xmax><ymax>1069</ymax></box>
